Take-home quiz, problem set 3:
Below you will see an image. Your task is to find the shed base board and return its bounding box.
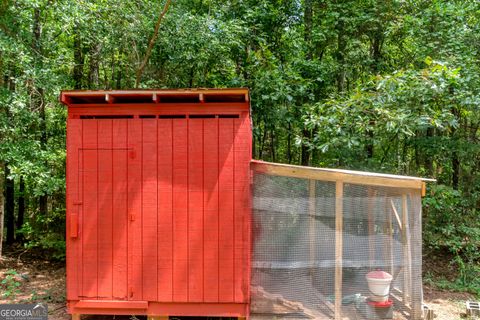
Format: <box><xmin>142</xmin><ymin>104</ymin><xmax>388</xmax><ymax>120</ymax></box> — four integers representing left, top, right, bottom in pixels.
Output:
<box><xmin>68</xmin><ymin>300</ymin><xmax>249</xmax><ymax>317</ymax></box>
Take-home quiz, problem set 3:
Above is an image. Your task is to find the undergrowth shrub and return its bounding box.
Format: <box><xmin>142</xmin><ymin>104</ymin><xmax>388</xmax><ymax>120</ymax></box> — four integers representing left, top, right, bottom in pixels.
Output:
<box><xmin>423</xmin><ymin>184</ymin><xmax>480</xmax><ymax>295</ymax></box>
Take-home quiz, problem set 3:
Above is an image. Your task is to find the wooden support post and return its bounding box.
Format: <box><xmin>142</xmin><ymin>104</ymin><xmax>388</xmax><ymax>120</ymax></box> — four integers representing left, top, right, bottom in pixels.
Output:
<box><xmin>385</xmin><ymin>195</ymin><xmax>394</xmax><ymax>277</ymax></box>
<box><xmin>335</xmin><ymin>181</ymin><xmax>343</xmax><ymax>320</ymax></box>
<box><xmin>147</xmin><ymin>317</ymin><xmax>168</xmax><ymax>320</ymax></box>
<box><xmin>389</xmin><ymin>199</ymin><xmax>403</xmax><ymax>231</ymax></box>
<box><xmin>423</xmin><ymin>304</ymin><xmax>435</xmax><ymax>320</ymax></box>
<box><xmin>71</xmin><ymin>314</ymin><xmax>81</xmax><ymax>320</ymax></box>
<box><xmin>401</xmin><ymin>193</ymin><xmax>411</xmax><ymax>305</ymax></box>
<box><xmin>367</xmin><ymin>187</ymin><xmax>376</xmax><ymax>269</ymax></box>
<box><xmin>410</xmin><ymin>191</ymin><xmax>424</xmax><ymax>320</ymax></box>
<box><xmin>309</xmin><ymin>179</ymin><xmax>316</xmax><ymax>280</ymax></box>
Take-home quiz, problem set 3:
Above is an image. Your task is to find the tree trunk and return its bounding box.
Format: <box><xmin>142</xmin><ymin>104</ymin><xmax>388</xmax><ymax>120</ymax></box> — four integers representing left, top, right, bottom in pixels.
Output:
<box><xmin>452</xmin><ymin>152</ymin><xmax>459</xmax><ymax>190</ymax></box>
<box><xmin>110</xmin><ymin>51</ymin><xmax>116</xmax><ymax>89</ymax></box>
<box><xmin>287</xmin><ymin>121</ymin><xmax>292</xmax><ymax>163</ymax></box>
<box><xmin>370</xmin><ymin>31</ymin><xmax>383</xmax><ymax>73</ymax></box>
<box><xmin>115</xmin><ymin>52</ymin><xmax>123</xmax><ymax>89</ymax></box>
<box><xmin>0</xmin><ymin>162</ymin><xmax>4</xmax><ymax>256</ymax></box>
<box><xmin>5</xmin><ymin>167</ymin><xmax>14</xmax><ymax>245</ymax></box>
<box><xmin>270</xmin><ymin>128</ymin><xmax>276</xmax><ymax>162</ymax></box>
<box><xmin>301</xmin><ymin>0</ymin><xmax>313</xmax><ymax>166</ymax></box>
<box><xmin>366</xmin><ymin>123</ymin><xmax>374</xmax><ymax>160</ymax></box>
<box><xmin>32</xmin><ymin>7</ymin><xmax>48</xmax><ymax>218</ymax></box>
<box><xmin>39</xmin><ymin>195</ymin><xmax>47</xmax><ymax>219</ymax></box>
<box><xmin>88</xmin><ymin>43</ymin><xmax>101</xmax><ymax>89</ymax></box>
<box><xmin>3</xmin><ymin>60</ymin><xmax>15</xmax><ymax>246</ymax></box>
<box><xmin>73</xmin><ymin>24</ymin><xmax>84</xmax><ymax>89</ymax></box>
<box><xmin>0</xmin><ymin>49</ymin><xmax>3</xmax><ymax>87</ymax></box>
<box><xmin>304</xmin><ymin>0</ymin><xmax>313</xmax><ymax>60</ymax></box>
<box><xmin>335</xmin><ymin>19</ymin><xmax>346</xmax><ymax>92</ymax></box>
<box><xmin>365</xmin><ymin>33</ymin><xmax>383</xmax><ymax>160</ymax></box>
<box><xmin>32</xmin><ymin>8</ymin><xmax>41</xmax><ymax>52</ymax></box>
<box><xmin>135</xmin><ymin>0</ymin><xmax>172</xmax><ymax>87</ymax></box>
<box><xmin>189</xmin><ymin>65</ymin><xmax>195</xmax><ymax>88</ymax></box>
<box><xmin>259</xmin><ymin>124</ymin><xmax>267</xmax><ymax>159</ymax></box>
<box><xmin>37</xmin><ymin>85</ymin><xmax>47</xmax><ymax>217</ymax></box>
<box><xmin>450</xmin><ymin>99</ymin><xmax>460</xmax><ymax>189</ymax></box>
<box><xmin>0</xmin><ymin>46</ymin><xmax>4</xmax><ymax>256</ymax></box>
<box><xmin>16</xmin><ymin>177</ymin><xmax>25</xmax><ymax>243</ymax></box>
<box><xmin>425</xmin><ymin>127</ymin><xmax>434</xmax><ymax>176</ymax></box>
<box><xmin>301</xmin><ymin>129</ymin><xmax>311</xmax><ymax>166</ymax></box>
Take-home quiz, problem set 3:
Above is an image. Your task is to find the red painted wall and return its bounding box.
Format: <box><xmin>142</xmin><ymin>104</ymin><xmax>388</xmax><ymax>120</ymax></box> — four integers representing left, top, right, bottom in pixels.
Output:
<box><xmin>63</xmin><ymin>90</ymin><xmax>251</xmax><ymax>317</ymax></box>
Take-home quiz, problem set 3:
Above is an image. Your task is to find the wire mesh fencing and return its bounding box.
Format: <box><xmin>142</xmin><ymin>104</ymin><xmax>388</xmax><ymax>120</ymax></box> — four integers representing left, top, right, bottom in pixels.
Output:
<box><xmin>250</xmin><ymin>162</ymin><xmax>424</xmax><ymax>320</ymax></box>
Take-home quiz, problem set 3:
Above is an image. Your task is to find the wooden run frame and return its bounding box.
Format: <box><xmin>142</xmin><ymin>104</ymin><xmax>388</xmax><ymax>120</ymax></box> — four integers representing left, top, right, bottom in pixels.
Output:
<box><xmin>251</xmin><ymin>160</ymin><xmax>434</xmax><ymax>320</ymax></box>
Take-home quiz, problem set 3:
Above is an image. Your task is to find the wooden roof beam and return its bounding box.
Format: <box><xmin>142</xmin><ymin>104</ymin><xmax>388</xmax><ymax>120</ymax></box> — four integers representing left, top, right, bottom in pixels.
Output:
<box><xmin>251</xmin><ymin>160</ymin><xmax>435</xmax><ymax>190</ymax></box>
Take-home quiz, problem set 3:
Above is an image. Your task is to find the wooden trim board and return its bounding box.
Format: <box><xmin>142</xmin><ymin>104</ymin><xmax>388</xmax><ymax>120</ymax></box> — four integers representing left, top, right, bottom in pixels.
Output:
<box><xmin>334</xmin><ymin>181</ymin><xmax>343</xmax><ymax>320</ymax></box>
<box><xmin>251</xmin><ymin>160</ymin><xmax>434</xmax><ymax>189</ymax></box>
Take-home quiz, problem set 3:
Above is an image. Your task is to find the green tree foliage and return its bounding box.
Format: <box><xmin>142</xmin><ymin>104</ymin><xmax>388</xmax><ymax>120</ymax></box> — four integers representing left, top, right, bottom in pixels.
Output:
<box><xmin>0</xmin><ymin>0</ymin><xmax>479</xmax><ymax>290</ymax></box>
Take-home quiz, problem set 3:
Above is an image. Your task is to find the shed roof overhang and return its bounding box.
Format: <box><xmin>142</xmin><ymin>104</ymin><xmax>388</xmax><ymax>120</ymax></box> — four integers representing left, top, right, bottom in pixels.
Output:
<box><xmin>60</xmin><ymin>88</ymin><xmax>249</xmax><ymax>106</ymax></box>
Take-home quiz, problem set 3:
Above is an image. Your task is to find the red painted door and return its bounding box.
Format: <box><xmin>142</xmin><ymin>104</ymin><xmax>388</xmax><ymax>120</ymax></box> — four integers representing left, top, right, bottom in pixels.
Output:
<box><xmin>67</xmin><ymin>115</ymin><xmax>250</xmax><ymax>303</ymax></box>
<box><xmin>70</xmin><ymin>119</ymin><xmax>130</xmax><ymax>300</ymax></box>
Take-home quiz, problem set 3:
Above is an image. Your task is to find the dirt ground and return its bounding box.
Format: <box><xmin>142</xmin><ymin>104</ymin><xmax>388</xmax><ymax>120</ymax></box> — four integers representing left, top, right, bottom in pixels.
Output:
<box><xmin>0</xmin><ymin>249</ymin><xmax>69</xmax><ymax>319</ymax></box>
<box><xmin>0</xmin><ymin>248</ymin><xmax>475</xmax><ymax>320</ymax></box>
<box><xmin>423</xmin><ymin>285</ymin><xmax>473</xmax><ymax>320</ymax></box>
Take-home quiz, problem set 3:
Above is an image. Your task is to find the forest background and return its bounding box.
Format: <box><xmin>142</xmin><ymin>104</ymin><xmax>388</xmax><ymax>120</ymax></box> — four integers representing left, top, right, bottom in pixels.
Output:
<box><xmin>1</xmin><ymin>0</ymin><xmax>480</xmax><ymax>295</ymax></box>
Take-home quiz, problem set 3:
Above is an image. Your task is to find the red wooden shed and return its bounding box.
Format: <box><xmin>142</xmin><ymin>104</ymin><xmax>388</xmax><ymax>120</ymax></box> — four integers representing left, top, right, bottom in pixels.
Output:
<box><xmin>61</xmin><ymin>89</ymin><xmax>251</xmax><ymax>319</ymax></box>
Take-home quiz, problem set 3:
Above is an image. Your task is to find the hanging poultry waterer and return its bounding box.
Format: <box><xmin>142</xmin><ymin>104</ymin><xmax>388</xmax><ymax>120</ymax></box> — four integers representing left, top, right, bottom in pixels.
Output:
<box><xmin>366</xmin><ymin>271</ymin><xmax>393</xmax><ymax>302</ymax></box>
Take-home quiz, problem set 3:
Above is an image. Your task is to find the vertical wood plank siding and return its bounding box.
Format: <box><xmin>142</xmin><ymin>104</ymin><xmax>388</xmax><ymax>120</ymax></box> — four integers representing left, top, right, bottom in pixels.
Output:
<box><xmin>68</xmin><ymin>113</ymin><xmax>250</xmax><ymax>304</ymax></box>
